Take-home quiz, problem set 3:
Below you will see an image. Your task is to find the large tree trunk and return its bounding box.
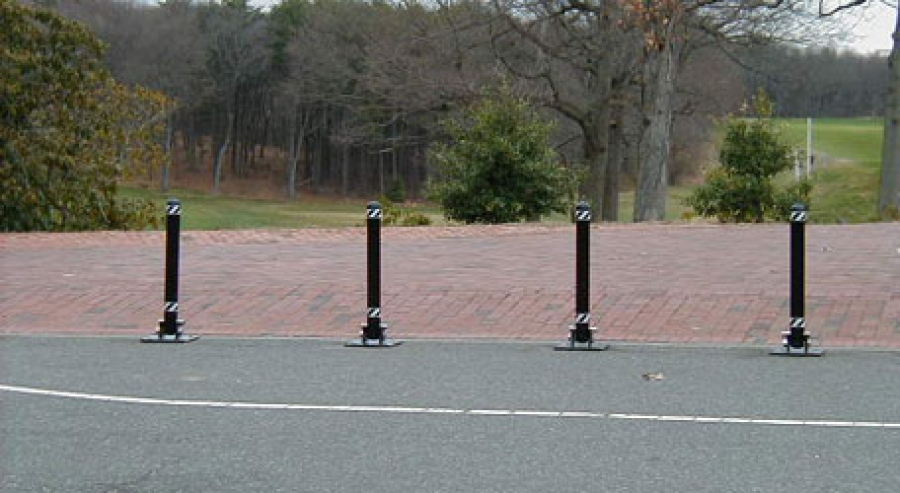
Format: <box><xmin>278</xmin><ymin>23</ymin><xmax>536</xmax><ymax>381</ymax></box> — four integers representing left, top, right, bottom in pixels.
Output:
<box><xmin>879</xmin><ymin>11</ymin><xmax>900</xmax><ymax>218</ymax></box>
<box><xmin>581</xmin><ymin>117</ymin><xmax>610</xmax><ymax>220</ymax></box>
<box><xmin>634</xmin><ymin>38</ymin><xmax>679</xmax><ymax>222</ymax></box>
<box><xmin>602</xmin><ymin>104</ymin><xmax>623</xmax><ymax>222</ymax></box>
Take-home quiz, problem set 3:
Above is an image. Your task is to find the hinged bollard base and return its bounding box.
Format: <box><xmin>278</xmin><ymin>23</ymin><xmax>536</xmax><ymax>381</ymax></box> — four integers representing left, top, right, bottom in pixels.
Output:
<box><xmin>141</xmin><ymin>319</ymin><xmax>199</xmax><ymax>343</ymax></box>
<box><xmin>770</xmin><ymin>333</ymin><xmax>822</xmax><ymax>356</ymax></box>
<box><xmin>554</xmin><ymin>326</ymin><xmax>609</xmax><ymax>351</ymax></box>
<box><xmin>345</xmin><ymin>324</ymin><xmax>402</xmax><ymax>347</ymax></box>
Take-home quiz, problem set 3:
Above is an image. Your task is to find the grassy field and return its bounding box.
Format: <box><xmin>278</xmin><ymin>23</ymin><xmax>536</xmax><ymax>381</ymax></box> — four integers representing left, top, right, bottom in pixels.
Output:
<box><xmin>119</xmin><ymin>117</ymin><xmax>884</xmax><ymax>230</ymax></box>
<box><xmin>776</xmin><ymin>117</ymin><xmax>884</xmax><ymax>223</ymax></box>
<box><xmin>122</xmin><ymin>185</ymin><xmax>695</xmax><ymax>230</ymax></box>
<box><xmin>119</xmin><ymin>188</ymin><xmax>446</xmax><ymax>230</ymax></box>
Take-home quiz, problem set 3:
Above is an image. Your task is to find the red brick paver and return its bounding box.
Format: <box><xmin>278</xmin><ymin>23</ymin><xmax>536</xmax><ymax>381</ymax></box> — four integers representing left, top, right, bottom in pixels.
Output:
<box><xmin>2</xmin><ymin>223</ymin><xmax>898</xmax><ymax>347</ymax></box>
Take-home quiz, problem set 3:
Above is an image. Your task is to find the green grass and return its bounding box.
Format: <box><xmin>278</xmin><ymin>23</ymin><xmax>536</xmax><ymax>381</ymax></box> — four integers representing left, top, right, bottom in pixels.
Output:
<box><xmin>776</xmin><ymin>117</ymin><xmax>884</xmax><ymax>223</ymax></box>
<box><xmin>119</xmin><ymin>187</ymin><xmax>446</xmax><ymax>230</ymax></box>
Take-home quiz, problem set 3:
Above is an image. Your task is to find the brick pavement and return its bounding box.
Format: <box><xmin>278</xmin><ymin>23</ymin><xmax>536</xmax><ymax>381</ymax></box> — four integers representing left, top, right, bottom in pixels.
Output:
<box><xmin>1</xmin><ymin>223</ymin><xmax>898</xmax><ymax>347</ymax></box>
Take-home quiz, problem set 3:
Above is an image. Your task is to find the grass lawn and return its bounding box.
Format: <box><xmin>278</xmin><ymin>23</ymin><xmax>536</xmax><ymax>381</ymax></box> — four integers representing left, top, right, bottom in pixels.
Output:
<box><xmin>776</xmin><ymin>118</ymin><xmax>884</xmax><ymax>223</ymax></box>
<box><xmin>119</xmin><ymin>187</ymin><xmax>447</xmax><ymax>230</ymax></box>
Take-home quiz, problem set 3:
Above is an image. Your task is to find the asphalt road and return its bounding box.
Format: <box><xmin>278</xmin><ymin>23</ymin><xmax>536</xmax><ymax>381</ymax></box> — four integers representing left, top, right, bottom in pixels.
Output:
<box><xmin>2</xmin><ymin>336</ymin><xmax>899</xmax><ymax>492</ymax></box>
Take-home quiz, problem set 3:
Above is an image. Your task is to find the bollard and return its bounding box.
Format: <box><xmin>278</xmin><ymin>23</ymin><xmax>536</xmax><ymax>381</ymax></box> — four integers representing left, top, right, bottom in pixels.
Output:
<box><xmin>771</xmin><ymin>203</ymin><xmax>820</xmax><ymax>356</ymax></box>
<box><xmin>142</xmin><ymin>199</ymin><xmax>198</xmax><ymax>343</ymax></box>
<box><xmin>556</xmin><ymin>202</ymin><xmax>608</xmax><ymax>351</ymax></box>
<box><xmin>346</xmin><ymin>201</ymin><xmax>401</xmax><ymax>347</ymax></box>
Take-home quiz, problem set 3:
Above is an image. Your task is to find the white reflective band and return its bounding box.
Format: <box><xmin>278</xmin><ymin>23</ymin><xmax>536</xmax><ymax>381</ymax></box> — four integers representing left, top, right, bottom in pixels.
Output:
<box><xmin>367</xmin><ymin>209</ymin><xmax>382</xmax><ymax>219</ymax></box>
<box><xmin>790</xmin><ymin>317</ymin><xmax>806</xmax><ymax>329</ymax></box>
<box><xmin>575</xmin><ymin>313</ymin><xmax>591</xmax><ymax>324</ymax></box>
<box><xmin>167</xmin><ymin>205</ymin><xmax>182</xmax><ymax>215</ymax></box>
<box><xmin>790</xmin><ymin>211</ymin><xmax>808</xmax><ymax>223</ymax></box>
<box><xmin>576</xmin><ymin>210</ymin><xmax>591</xmax><ymax>221</ymax></box>
<box><xmin>165</xmin><ymin>302</ymin><xmax>178</xmax><ymax>313</ymax></box>
<box><xmin>367</xmin><ymin>308</ymin><xmax>381</xmax><ymax>318</ymax></box>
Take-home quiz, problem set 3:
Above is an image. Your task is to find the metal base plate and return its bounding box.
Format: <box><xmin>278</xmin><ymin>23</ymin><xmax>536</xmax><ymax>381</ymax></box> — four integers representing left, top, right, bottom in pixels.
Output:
<box><xmin>554</xmin><ymin>342</ymin><xmax>610</xmax><ymax>351</ymax></box>
<box><xmin>345</xmin><ymin>338</ymin><xmax>403</xmax><ymax>348</ymax></box>
<box><xmin>555</xmin><ymin>326</ymin><xmax>609</xmax><ymax>351</ymax></box>
<box><xmin>770</xmin><ymin>345</ymin><xmax>823</xmax><ymax>357</ymax></box>
<box><xmin>347</xmin><ymin>322</ymin><xmax>400</xmax><ymax>347</ymax></box>
<box><xmin>141</xmin><ymin>333</ymin><xmax>199</xmax><ymax>343</ymax></box>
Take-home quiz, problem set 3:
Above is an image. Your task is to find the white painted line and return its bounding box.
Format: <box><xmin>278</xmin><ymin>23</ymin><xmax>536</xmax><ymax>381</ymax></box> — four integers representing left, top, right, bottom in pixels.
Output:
<box><xmin>511</xmin><ymin>410</ymin><xmax>562</xmax><ymax>418</ymax></box>
<box><xmin>422</xmin><ymin>408</ymin><xmax>465</xmax><ymax>415</ymax></box>
<box><xmin>609</xmin><ymin>413</ymin><xmax>660</xmax><ymax>420</ymax></box>
<box><xmin>469</xmin><ymin>409</ymin><xmax>513</xmax><ymax>416</ymax></box>
<box><xmin>1</xmin><ymin>384</ymin><xmax>898</xmax><ymax>430</ymax></box>
<box><xmin>658</xmin><ymin>416</ymin><xmax>696</xmax><ymax>422</ymax></box>
<box><xmin>560</xmin><ymin>411</ymin><xmax>604</xmax><ymax>419</ymax></box>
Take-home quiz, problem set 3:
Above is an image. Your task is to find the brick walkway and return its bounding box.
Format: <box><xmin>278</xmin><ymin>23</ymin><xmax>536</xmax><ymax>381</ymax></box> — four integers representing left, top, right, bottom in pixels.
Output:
<box><xmin>2</xmin><ymin>223</ymin><xmax>898</xmax><ymax>347</ymax></box>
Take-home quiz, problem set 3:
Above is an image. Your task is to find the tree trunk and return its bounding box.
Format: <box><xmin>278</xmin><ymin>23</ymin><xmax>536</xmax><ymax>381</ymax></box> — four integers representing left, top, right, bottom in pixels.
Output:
<box><xmin>879</xmin><ymin>10</ymin><xmax>900</xmax><ymax>218</ymax></box>
<box><xmin>213</xmin><ymin>110</ymin><xmax>233</xmax><ymax>194</ymax></box>
<box><xmin>286</xmin><ymin>115</ymin><xmax>299</xmax><ymax>200</ymax></box>
<box><xmin>581</xmin><ymin>117</ymin><xmax>609</xmax><ymax>221</ymax></box>
<box><xmin>602</xmin><ymin>107</ymin><xmax>623</xmax><ymax>222</ymax></box>
<box><xmin>341</xmin><ymin>143</ymin><xmax>350</xmax><ymax>198</ymax></box>
<box><xmin>186</xmin><ymin>115</ymin><xmax>200</xmax><ymax>172</ymax></box>
<box><xmin>634</xmin><ymin>38</ymin><xmax>679</xmax><ymax>222</ymax></box>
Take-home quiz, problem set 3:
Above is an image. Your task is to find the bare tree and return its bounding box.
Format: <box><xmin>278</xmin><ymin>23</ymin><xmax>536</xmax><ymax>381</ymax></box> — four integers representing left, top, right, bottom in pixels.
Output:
<box><xmin>883</xmin><ymin>11</ymin><xmax>899</xmax><ymax>216</ymax></box>
<box><xmin>201</xmin><ymin>1</ymin><xmax>271</xmax><ymax>193</ymax></box>
<box><xmin>814</xmin><ymin>1</ymin><xmax>898</xmax><ymax>217</ymax></box>
<box><xmin>486</xmin><ymin>1</ymin><xmax>643</xmax><ymax>221</ymax></box>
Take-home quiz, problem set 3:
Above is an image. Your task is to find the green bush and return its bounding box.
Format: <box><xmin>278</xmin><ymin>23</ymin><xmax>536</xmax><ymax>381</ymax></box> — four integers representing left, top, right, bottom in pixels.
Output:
<box><xmin>400</xmin><ymin>212</ymin><xmax>431</xmax><ymax>226</ymax></box>
<box><xmin>1</xmin><ymin>3</ymin><xmax>162</xmax><ymax>231</ymax></box>
<box><xmin>428</xmin><ymin>85</ymin><xmax>577</xmax><ymax>224</ymax></box>
<box><xmin>685</xmin><ymin>91</ymin><xmax>809</xmax><ymax>223</ymax></box>
<box><xmin>380</xmin><ymin>199</ymin><xmax>432</xmax><ymax>227</ymax></box>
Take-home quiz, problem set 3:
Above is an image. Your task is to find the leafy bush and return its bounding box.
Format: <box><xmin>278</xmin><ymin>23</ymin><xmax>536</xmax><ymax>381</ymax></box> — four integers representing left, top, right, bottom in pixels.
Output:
<box><xmin>399</xmin><ymin>212</ymin><xmax>431</xmax><ymax>226</ymax></box>
<box><xmin>380</xmin><ymin>199</ymin><xmax>432</xmax><ymax>227</ymax></box>
<box><xmin>1</xmin><ymin>3</ymin><xmax>164</xmax><ymax>231</ymax></box>
<box><xmin>685</xmin><ymin>91</ymin><xmax>809</xmax><ymax>222</ymax></box>
<box><xmin>428</xmin><ymin>85</ymin><xmax>577</xmax><ymax>224</ymax></box>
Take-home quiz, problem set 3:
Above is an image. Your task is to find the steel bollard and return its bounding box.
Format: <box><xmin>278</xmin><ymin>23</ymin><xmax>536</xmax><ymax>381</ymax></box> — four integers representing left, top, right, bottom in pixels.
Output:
<box><xmin>771</xmin><ymin>203</ymin><xmax>820</xmax><ymax>356</ymax></box>
<box><xmin>556</xmin><ymin>202</ymin><xmax>608</xmax><ymax>351</ymax></box>
<box><xmin>346</xmin><ymin>201</ymin><xmax>401</xmax><ymax>347</ymax></box>
<box><xmin>142</xmin><ymin>199</ymin><xmax>198</xmax><ymax>343</ymax></box>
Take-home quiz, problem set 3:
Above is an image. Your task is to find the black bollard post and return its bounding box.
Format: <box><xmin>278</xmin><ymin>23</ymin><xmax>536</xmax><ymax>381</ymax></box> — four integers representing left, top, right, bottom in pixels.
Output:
<box><xmin>556</xmin><ymin>202</ymin><xmax>608</xmax><ymax>351</ymax></box>
<box><xmin>771</xmin><ymin>203</ymin><xmax>820</xmax><ymax>356</ymax></box>
<box><xmin>142</xmin><ymin>199</ymin><xmax>198</xmax><ymax>343</ymax></box>
<box><xmin>346</xmin><ymin>201</ymin><xmax>401</xmax><ymax>347</ymax></box>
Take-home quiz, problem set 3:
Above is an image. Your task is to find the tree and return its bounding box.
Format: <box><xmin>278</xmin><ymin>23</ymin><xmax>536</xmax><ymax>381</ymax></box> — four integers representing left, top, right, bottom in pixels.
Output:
<box><xmin>488</xmin><ymin>0</ymin><xmax>642</xmax><ymax>222</ymax></box>
<box><xmin>815</xmin><ymin>0</ymin><xmax>898</xmax><ymax>218</ymax></box>
<box><xmin>878</xmin><ymin>6</ymin><xmax>899</xmax><ymax>217</ymax></box>
<box><xmin>686</xmin><ymin>91</ymin><xmax>809</xmax><ymax>222</ymax></box>
<box><xmin>481</xmin><ymin>0</ymin><xmax>813</xmax><ymax>222</ymax></box>
<box><xmin>1</xmin><ymin>2</ymin><xmax>162</xmax><ymax>231</ymax></box>
<box><xmin>428</xmin><ymin>85</ymin><xmax>577</xmax><ymax>223</ymax></box>
<box><xmin>200</xmin><ymin>0</ymin><xmax>271</xmax><ymax>192</ymax></box>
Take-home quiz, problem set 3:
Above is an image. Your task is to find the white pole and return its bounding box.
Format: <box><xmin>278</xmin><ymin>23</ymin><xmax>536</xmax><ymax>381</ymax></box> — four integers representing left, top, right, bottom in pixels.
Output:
<box><xmin>806</xmin><ymin>117</ymin><xmax>813</xmax><ymax>177</ymax></box>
